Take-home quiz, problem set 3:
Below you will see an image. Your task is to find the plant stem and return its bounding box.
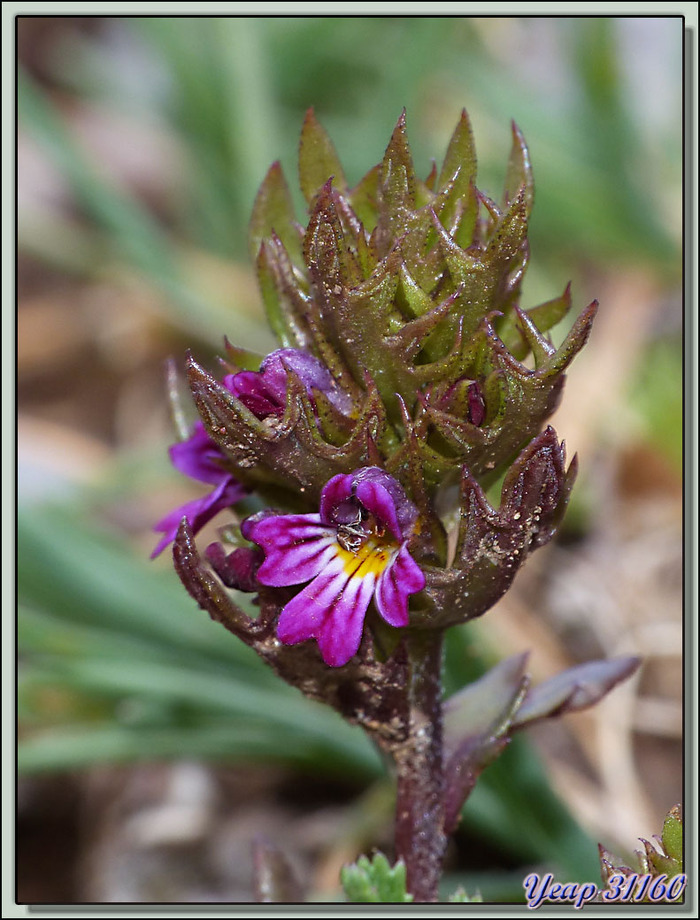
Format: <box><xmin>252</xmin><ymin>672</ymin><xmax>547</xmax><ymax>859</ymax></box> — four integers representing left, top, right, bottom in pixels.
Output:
<box><xmin>393</xmin><ymin>631</ymin><xmax>446</xmax><ymax>902</ymax></box>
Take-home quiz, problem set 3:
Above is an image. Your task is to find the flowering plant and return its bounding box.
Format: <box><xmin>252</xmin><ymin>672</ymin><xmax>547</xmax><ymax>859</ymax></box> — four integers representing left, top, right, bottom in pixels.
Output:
<box><xmin>155</xmin><ymin>109</ymin><xmax>639</xmax><ymax>902</ymax></box>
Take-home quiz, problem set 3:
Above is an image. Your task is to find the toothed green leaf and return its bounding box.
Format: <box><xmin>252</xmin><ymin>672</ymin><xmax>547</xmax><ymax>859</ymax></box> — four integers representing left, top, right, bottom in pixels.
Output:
<box><xmin>661</xmin><ymin>806</ymin><xmax>683</xmax><ymax>868</ymax></box>
<box><xmin>348</xmin><ymin>164</ymin><xmax>380</xmax><ymax>230</ymax></box>
<box><xmin>249</xmin><ymin>162</ymin><xmax>302</xmax><ymax>266</ymax></box>
<box><xmin>376</xmin><ymin>111</ymin><xmax>417</xmax><ymax>246</ymax></box>
<box><xmin>499</xmin><ymin>283</ymin><xmax>572</xmax><ymax>361</ymax></box>
<box><xmin>341</xmin><ymin>853</ymin><xmax>413</xmax><ymax>903</ymax></box>
<box><xmin>438</xmin><ymin>108</ymin><xmax>477</xmax><ymax>192</ymax></box>
<box><xmin>298</xmin><ymin>108</ymin><xmax>348</xmax><ymax>204</ymax></box>
<box><xmin>545</xmin><ymin>299</ymin><xmax>598</xmax><ymax>376</ymax></box>
<box><xmin>504</xmin><ymin>121</ymin><xmax>534</xmax><ymax>216</ymax></box>
<box><xmin>256</xmin><ymin>238</ymin><xmax>311</xmax><ymax>349</ymax></box>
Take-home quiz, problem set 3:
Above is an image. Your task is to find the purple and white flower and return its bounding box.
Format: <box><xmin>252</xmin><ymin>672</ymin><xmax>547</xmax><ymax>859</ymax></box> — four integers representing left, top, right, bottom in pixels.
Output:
<box><xmin>152</xmin><ymin>348</ymin><xmax>349</xmax><ymax>557</ymax></box>
<box><xmin>244</xmin><ymin>467</ymin><xmax>426</xmax><ymax>667</ymax></box>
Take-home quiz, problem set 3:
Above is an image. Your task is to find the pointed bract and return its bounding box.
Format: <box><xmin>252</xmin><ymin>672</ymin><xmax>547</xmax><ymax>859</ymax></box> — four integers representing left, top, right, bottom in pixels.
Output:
<box><xmin>503</xmin><ymin>121</ymin><xmax>534</xmax><ymax>216</ymax></box>
<box><xmin>299</xmin><ymin>108</ymin><xmax>348</xmax><ymax>204</ymax></box>
<box><xmin>249</xmin><ymin>161</ymin><xmax>303</xmax><ymax>267</ymax></box>
<box><xmin>419</xmin><ymin>427</ymin><xmax>576</xmax><ymax>628</ymax></box>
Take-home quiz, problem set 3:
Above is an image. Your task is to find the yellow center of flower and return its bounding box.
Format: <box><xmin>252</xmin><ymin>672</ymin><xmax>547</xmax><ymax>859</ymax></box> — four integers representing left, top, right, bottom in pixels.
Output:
<box><xmin>335</xmin><ymin>533</ymin><xmax>397</xmax><ymax>579</ymax></box>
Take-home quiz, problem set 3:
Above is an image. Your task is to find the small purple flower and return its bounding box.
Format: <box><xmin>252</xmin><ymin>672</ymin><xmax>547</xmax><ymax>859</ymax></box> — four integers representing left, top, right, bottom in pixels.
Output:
<box><xmin>151</xmin><ymin>421</ymin><xmax>246</xmax><ymax>558</ymax></box>
<box><xmin>224</xmin><ymin>348</ymin><xmax>352</xmax><ymax>419</ymax></box>
<box><xmin>245</xmin><ymin>467</ymin><xmax>426</xmax><ymax>667</ymax></box>
<box><xmin>152</xmin><ymin>348</ymin><xmax>349</xmax><ymax>558</ymax></box>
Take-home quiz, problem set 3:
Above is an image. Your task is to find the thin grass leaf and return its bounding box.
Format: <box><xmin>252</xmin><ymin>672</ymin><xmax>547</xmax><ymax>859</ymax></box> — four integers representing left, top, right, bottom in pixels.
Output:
<box><xmin>19</xmin><ymin>70</ymin><xmax>266</xmax><ymax>347</ymax></box>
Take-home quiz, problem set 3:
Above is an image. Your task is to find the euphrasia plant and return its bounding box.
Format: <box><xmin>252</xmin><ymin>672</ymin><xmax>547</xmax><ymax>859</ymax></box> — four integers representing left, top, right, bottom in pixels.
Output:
<box><xmin>154</xmin><ymin>109</ymin><xmax>640</xmax><ymax>902</ymax></box>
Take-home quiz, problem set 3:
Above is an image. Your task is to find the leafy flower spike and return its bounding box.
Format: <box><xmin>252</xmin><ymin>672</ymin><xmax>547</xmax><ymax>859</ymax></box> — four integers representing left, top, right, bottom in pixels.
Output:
<box><xmin>153</xmin><ymin>348</ymin><xmax>347</xmax><ymax>556</ymax></box>
<box><xmin>244</xmin><ymin>467</ymin><xmax>426</xmax><ymax>667</ymax></box>
<box><xmin>158</xmin><ymin>110</ymin><xmax>643</xmax><ymax>902</ymax></box>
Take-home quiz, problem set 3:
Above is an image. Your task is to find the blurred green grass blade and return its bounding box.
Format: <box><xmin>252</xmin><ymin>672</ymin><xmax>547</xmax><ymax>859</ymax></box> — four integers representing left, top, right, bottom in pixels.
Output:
<box><xmin>19</xmin><ymin>720</ymin><xmax>378</xmax><ymax>778</ymax></box>
<box><xmin>18</xmin><ymin>501</ymin><xmax>261</xmax><ymax>670</ymax></box>
<box><xmin>133</xmin><ymin>18</ymin><xmax>278</xmax><ymax>258</ymax></box>
<box><xmin>19</xmin><ymin>70</ymin><xmax>265</xmax><ymax>346</ymax></box>
<box><xmin>19</xmin><ymin>603</ymin><xmax>262</xmax><ymax>685</ymax></box>
<box><xmin>211</xmin><ymin>19</ymin><xmax>278</xmax><ymax>218</ymax></box>
<box><xmin>18</xmin><ymin>502</ymin><xmax>363</xmax><ymax>741</ymax></box>
<box><xmin>21</xmin><ymin>653</ymin><xmax>376</xmax><ymax>768</ymax></box>
<box><xmin>132</xmin><ymin>18</ymin><xmax>243</xmax><ymax>254</ymax></box>
<box><xmin>569</xmin><ymin>19</ymin><xmax>674</xmax><ymax>265</ymax></box>
<box><xmin>18</xmin><ymin>209</ymin><xmax>108</xmax><ymax>277</ymax></box>
<box><xmin>629</xmin><ymin>337</ymin><xmax>683</xmax><ymax>470</ymax></box>
<box><xmin>20</xmin><ymin>70</ymin><xmax>173</xmax><ymax>275</ymax></box>
<box><xmin>18</xmin><ymin>501</ymin><xmax>379</xmax><ymax>774</ymax></box>
<box><xmin>20</xmin><ymin>663</ymin><xmax>380</xmax><ymax>778</ymax></box>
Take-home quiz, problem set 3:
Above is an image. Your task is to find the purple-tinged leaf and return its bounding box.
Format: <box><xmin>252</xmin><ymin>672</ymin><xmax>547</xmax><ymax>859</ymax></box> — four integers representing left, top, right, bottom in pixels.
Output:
<box><xmin>304</xmin><ymin>180</ymin><xmax>362</xmax><ymax>293</ymax></box>
<box><xmin>443</xmin><ymin>654</ymin><xmax>530</xmax><ymax>832</ymax></box>
<box><xmin>661</xmin><ymin>804</ymin><xmax>683</xmax><ymax>865</ymax></box>
<box><xmin>598</xmin><ymin>806</ymin><xmax>683</xmax><ymax>895</ymax></box>
<box><xmin>528</xmin><ymin>281</ymin><xmax>572</xmax><ymax>334</ymax></box>
<box><xmin>348</xmin><ymin>163</ymin><xmax>380</xmax><ymax>231</ymax></box>
<box><xmin>376</xmin><ymin>110</ymin><xmax>416</xmax><ymax>251</ymax></box>
<box><xmin>544</xmin><ymin>299</ymin><xmax>599</xmax><ymax>376</ymax></box>
<box><xmin>513</xmin><ymin>306</ymin><xmax>555</xmax><ymax>369</ymax></box>
<box><xmin>256</xmin><ymin>236</ymin><xmax>312</xmax><ymax>349</ymax></box>
<box><xmin>498</xmin><ymin>282</ymin><xmax>572</xmax><ymax>362</ymax></box>
<box><xmin>173</xmin><ymin>519</ymin><xmax>270</xmax><ymax>643</ymax></box>
<box><xmin>420</xmin><ymin>427</ymin><xmax>576</xmax><ymax>628</ymax></box>
<box><xmin>444</xmin><ymin>652</ymin><xmax>530</xmax><ymax>752</ymax></box>
<box><xmin>512</xmin><ymin>656</ymin><xmax>642</xmax><ymax>728</ymax></box>
<box><xmin>486</xmin><ymin>187</ymin><xmax>529</xmax><ymax>267</ymax></box>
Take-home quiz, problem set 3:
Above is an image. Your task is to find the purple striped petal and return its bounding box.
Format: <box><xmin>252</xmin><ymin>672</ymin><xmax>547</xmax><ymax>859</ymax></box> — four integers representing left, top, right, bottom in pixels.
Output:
<box><xmin>355</xmin><ymin>479</ymin><xmax>403</xmax><ymax>541</ymax></box>
<box><xmin>151</xmin><ymin>475</ymin><xmax>245</xmax><ymax>558</ymax></box>
<box><xmin>247</xmin><ymin>514</ymin><xmax>337</xmax><ymax>586</ymax></box>
<box><xmin>353</xmin><ymin>468</ymin><xmax>419</xmax><ymax>538</ymax></box>
<box><xmin>319</xmin><ymin>474</ymin><xmax>354</xmax><ymax>525</ymax></box>
<box><xmin>375</xmin><ymin>545</ymin><xmax>426</xmax><ymax>627</ymax></box>
<box><xmin>277</xmin><ymin>559</ymin><xmax>376</xmax><ymax>667</ymax></box>
<box><xmin>317</xmin><ymin>572</ymin><xmax>375</xmax><ymax>667</ymax></box>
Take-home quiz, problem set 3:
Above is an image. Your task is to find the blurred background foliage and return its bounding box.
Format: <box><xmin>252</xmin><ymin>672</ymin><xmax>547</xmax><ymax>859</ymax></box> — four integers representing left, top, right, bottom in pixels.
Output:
<box><xmin>17</xmin><ymin>16</ymin><xmax>683</xmax><ymax>903</ymax></box>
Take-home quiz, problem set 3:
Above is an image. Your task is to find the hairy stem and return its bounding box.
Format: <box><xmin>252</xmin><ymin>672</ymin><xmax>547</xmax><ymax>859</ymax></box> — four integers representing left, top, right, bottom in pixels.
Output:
<box><xmin>392</xmin><ymin>631</ymin><xmax>446</xmax><ymax>902</ymax></box>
